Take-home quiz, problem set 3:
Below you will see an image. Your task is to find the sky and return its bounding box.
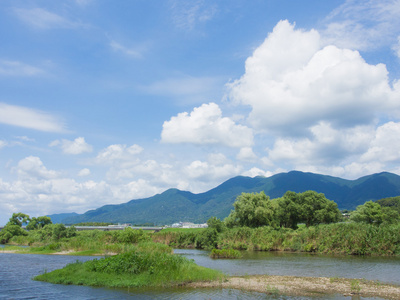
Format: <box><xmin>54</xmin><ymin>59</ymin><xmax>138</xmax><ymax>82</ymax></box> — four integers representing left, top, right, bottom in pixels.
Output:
<box><xmin>1</xmin><ymin>0</ymin><xmax>400</xmax><ymax>225</ymax></box>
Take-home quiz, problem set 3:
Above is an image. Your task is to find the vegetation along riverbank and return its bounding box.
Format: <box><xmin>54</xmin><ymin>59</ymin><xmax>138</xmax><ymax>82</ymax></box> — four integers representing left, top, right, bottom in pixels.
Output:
<box><xmin>1</xmin><ymin>192</ymin><xmax>400</xmax><ymax>298</ymax></box>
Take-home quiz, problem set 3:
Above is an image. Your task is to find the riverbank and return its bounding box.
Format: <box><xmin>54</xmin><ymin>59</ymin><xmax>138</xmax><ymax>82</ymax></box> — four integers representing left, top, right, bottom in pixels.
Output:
<box><xmin>189</xmin><ymin>275</ymin><xmax>400</xmax><ymax>299</ymax></box>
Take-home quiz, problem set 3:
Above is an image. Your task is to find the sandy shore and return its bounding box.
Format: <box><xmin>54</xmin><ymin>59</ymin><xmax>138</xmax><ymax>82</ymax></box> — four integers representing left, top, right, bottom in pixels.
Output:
<box><xmin>188</xmin><ymin>275</ymin><xmax>400</xmax><ymax>299</ymax></box>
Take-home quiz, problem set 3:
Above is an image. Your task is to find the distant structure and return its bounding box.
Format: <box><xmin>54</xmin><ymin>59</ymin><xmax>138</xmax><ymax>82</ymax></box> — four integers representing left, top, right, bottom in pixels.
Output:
<box><xmin>170</xmin><ymin>222</ymin><xmax>208</xmax><ymax>228</ymax></box>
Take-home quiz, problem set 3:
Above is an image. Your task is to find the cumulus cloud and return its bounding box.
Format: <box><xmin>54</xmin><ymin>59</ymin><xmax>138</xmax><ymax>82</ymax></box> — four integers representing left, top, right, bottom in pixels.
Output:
<box><xmin>263</xmin><ymin>121</ymin><xmax>400</xmax><ymax>179</ymax></box>
<box><xmin>95</xmin><ymin>144</ymin><xmax>143</xmax><ymax>164</ymax></box>
<box><xmin>241</xmin><ymin>167</ymin><xmax>273</xmax><ymax>178</ymax></box>
<box><xmin>50</xmin><ymin>137</ymin><xmax>93</xmax><ymax>154</ymax></box>
<box><xmin>0</xmin><ymin>140</ymin><xmax>7</xmax><ymax>149</ymax></box>
<box><xmin>227</xmin><ymin>20</ymin><xmax>399</xmax><ymax>136</ymax></box>
<box><xmin>162</xmin><ymin>102</ymin><xmax>253</xmax><ymax>148</ymax></box>
<box><xmin>14</xmin><ymin>156</ymin><xmax>59</xmax><ymax>180</ymax></box>
<box><xmin>237</xmin><ymin>147</ymin><xmax>257</xmax><ymax>162</ymax></box>
<box><xmin>0</xmin><ymin>102</ymin><xmax>66</xmax><ymax>132</ymax></box>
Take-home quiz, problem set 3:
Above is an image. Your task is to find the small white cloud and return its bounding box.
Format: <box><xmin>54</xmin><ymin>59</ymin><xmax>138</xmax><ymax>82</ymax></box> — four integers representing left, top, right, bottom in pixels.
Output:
<box><xmin>50</xmin><ymin>137</ymin><xmax>93</xmax><ymax>154</ymax></box>
<box><xmin>110</xmin><ymin>40</ymin><xmax>142</xmax><ymax>58</ymax></box>
<box><xmin>141</xmin><ymin>75</ymin><xmax>225</xmax><ymax>105</ymax></box>
<box><xmin>15</xmin><ymin>136</ymin><xmax>35</xmax><ymax>142</ymax></box>
<box><xmin>161</xmin><ymin>102</ymin><xmax>253</xmax><ymax>148</ymax></box>
<box><xmin>15</xmin><ymin>156</ymin><xmax>59</xmax><ymax>180</ymax></box>
<box><xmin>169</xmin><ymin>0</ymin><xmax>218</xmax><ymax>30</ymax></box>
<box><xmin>0</xmin><ymin>140</ymin><xmax>7</xmax><ymax>149</ymax></box>
<box><xmin>0</xmin><ymin>60</ymin><xmax>44</xmax><ymax>77</ymax></box>
<box><xmin>96</xmin><ymin>144</ymin><xmax>143</xmax><ymax>164</ymax></box>
<box><xmin>237</xmin><ymin>147</ymin><xmax>257</xmax><ymax>162</ymax></box>
<box><xmin>78</xmin><ymin>168</ymin><xmax>91</xmax><ymax>177</ymax></box>
<box><xmin>0</xmin><ymin>102</ymin><xmax>66</xmax><ymax>132</ymax></box>
<box><xmin>241</xmin><ymin>167</ymin><xmax>273</xmax><ymax>178</ymax></box>
<box><xmin>14</xmin><ymin>7</ymin><xmax>83</xmax><ymax>30</ymax></box>
<box><xmin>184</xmin><ymin>159</ymin><xmax>241</xmax><ymax>182</ymax></box>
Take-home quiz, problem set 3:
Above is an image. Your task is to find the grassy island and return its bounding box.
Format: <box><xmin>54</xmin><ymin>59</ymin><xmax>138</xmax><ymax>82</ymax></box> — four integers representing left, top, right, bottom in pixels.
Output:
<box><xmin>33</xmin><ymin>242</ymin><xmax>225</xmax><ymax>288</ymax></box>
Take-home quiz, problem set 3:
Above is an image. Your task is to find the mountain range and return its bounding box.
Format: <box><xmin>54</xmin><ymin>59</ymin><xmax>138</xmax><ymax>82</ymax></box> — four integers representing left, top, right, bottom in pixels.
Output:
<box><xmin>49</xmin><ymin>171</ymin><xmax>400</xmax><ymax>225</ymax></box>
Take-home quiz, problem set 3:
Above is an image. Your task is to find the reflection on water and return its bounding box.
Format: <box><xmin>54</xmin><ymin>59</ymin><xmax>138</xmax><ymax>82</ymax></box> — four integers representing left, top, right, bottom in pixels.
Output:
<box><xmin>1</xmin><ymin>248</ymin><xmax>399</xmax><ymax>299</ymax></box>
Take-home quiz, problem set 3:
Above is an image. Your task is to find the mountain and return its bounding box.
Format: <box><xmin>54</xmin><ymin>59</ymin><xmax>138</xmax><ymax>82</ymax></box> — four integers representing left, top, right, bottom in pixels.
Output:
<box><xmin>52</xmin><ymin>171</ymin><xmax>400</xmax><ymax>225</ymax></box>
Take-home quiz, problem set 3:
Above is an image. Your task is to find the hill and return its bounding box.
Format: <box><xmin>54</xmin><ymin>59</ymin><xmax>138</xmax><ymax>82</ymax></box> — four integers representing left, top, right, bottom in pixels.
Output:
<box><xmin>52</xmin><ymin>171</ymin><xmax>400</xmax><ymax>225</ymax></box>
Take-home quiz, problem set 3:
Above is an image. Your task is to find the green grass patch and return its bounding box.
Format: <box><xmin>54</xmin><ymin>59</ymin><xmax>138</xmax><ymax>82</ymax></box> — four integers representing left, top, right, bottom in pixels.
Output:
<box><xmin>34</xmin><ymin>242</ymin><xmax>225</xmax><ymax>288</ymax></box>
<box><xmin>210</xmin><ymin>248</ymin><xmax>242</xmax><ymax>259</ymax></box>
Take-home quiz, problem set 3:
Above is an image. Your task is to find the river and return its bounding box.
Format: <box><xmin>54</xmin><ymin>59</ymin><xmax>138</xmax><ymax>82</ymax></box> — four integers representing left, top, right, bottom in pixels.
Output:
<box><xmin>1</xmin><ymin>246</ymin><xmax>399</xmax><ymax>299</ymax></box>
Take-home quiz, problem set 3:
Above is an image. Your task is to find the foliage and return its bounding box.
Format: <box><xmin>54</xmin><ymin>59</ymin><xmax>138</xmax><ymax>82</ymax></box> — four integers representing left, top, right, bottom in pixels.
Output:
<box><xmin>195</xmin><ymin>228</ymin><xmax>219</xmax><ymax>250</ymax></box>
<box><xmin>0</xmin><ymin>224</ymin><xmax>28</xmax><ymax>244</ymax></box>
<box><xmin>210</xmin><ymin>248</ymin><xmax>242</xmax><ymax>259</ymax></box>
<box><xmin>225</xmin><ymin>192</ymin><xmax>276</xmax><ymax>228</ymax></box>
<box><xmin>34</xmin><ymin>224</ymin><xmax>77</xmax><ymax>241</ymax></box>
<box><xmin>207</xmin><ymin>217</ymin><xmax>226</xmax><ymax>233</ymax></box>
<box><xmin>26</xmin><ymin>216</ymin><xmax>52</xmax><ymax>230</ymax></box>
<box><xmin>34</xmin><ymin>242</ymin><xmax>224</xmax><ymax>288</ymax></box>
<box><xmin>7</xmin><ymin>212</ymin><xmax>31</xmax><ymax>227</ymax></box>
<box><xmin>225</xmin><ymin>191</ymin><xmax>341</xmax><ymax>229</ymax></box>
<box><xmin>110</xmin><ymin>227</ymin><xmax>151</xmax><ymax>244</ymax></box>
<box><xmin>296</xmin><ymin>190</ymin><xmax>341</xmax><ymax>227</ymax></box>
<box><xmin>376</xmin><ymin>196</ymin><xmax>400</xmax><ymax>214</ymax></box>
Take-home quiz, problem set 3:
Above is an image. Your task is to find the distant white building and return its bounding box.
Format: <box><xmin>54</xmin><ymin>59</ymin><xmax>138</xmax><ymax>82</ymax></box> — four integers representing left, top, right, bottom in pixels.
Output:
<box><xmin>171</xmin><ymin>221</ymin><xmax>208</xmax><ymax>228</ymax></box>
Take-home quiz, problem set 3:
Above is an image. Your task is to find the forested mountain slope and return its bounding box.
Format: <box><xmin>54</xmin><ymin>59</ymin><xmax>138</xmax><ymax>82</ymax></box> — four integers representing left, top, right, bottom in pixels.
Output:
<box><xmin>52</xmin><ymin>171</ymin><xmax>400</xmax><ymax>225</ymax></box>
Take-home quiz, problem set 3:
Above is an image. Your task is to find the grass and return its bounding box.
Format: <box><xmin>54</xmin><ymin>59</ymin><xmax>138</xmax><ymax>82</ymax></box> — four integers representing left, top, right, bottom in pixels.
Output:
<box><xmin>210</xmin><ymin>248</ymin><xmax>242</xmax><ymax>259</ymax></box>
<box><xmin>34</xmin><ymin>241</ymin><xmax>225</xmax><ymax>289</ymax></box>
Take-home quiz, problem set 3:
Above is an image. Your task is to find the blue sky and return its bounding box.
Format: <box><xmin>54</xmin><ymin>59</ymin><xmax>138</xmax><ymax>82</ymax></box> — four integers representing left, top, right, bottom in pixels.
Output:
<box><xmin>1</xmin><ymin>0</ymin><xmax>400</xmax><ymax>224</ymax></box>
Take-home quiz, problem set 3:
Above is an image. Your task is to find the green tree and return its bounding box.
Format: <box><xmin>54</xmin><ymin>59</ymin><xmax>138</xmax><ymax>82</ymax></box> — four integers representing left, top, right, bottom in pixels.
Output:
<box><xmin>351</xmin><ymin>201</ymin><xmax>384</xmax><ymax>225</ymax></box>
<box><xmin>296</xmin><ymin>190</ymin><xmax>341</xmax><ymax>227</ymax></box>
<box><xmin>7</xmin><ymin>212</ymin><xmax>31</xmax><ymax>227</ymax></box>
<box><xmin>207</xmin><ymin>217</ymin><xmax>225</xmax><ymax>233</ymax></box>
<box><xmin>26</xmin><ymin>216</ymin><xmax>52</xmax><ymax>230</ymax></box>
<box><xmin>0</xmin><ymin>224</ymin><xmax>28</xmax><ymax>243</ymax></box>
<box><xmin>225</xmin><ymin>192</ymin><xmax>276</xmax><ymax>228</ymax></box>
<box><xmin>274</xmin><ymin>191</ymin><xmax>302</xmax><ymax>229</ymax></box>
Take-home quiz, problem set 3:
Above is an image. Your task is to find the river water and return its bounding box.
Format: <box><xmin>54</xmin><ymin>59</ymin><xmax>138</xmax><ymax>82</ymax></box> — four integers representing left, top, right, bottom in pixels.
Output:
<box><xmin>1</xmin><ymin>245</ymin><xmax>399</xmax><ymax>299</ymax></box>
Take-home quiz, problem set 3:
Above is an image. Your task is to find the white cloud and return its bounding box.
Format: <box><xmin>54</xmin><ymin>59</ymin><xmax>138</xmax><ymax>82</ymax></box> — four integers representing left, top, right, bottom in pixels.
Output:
<box><xmin>0</xmin><ymin>140</ymin><xmax>7</xmax><ymax>149</ymax></box>
<box><xmin>227</xmin><ymin>20</ymin><xmax>399</xmax><ymax>136</ymax></box>
<box><xmin>264</xmin><ymin>121</ymin><xmax>400</xmax><ymax>179</ymax></box>
<box><xmin>241</xmin><ymin>167</ymin><xmax>273</xmax><ymax>178</ymax></box>
<box><xmin>110</xmin><ymin>40</ymin><xmax>142</xmax><ymax>58</ymax></box>
<box><xmin>237</xmin><ymin>147</ymin><xmax>257</xmax><ymax>162</ymax></box>
<box><xmin>360</xmin><ymin>122</ymin><xmax>400</xmax><ymax>163</ymax></box>
<box><xmin>96</xmin><ymin>144</ymin><xmax>143</xmax><ymax>164</ymax></box>
<box><xmin>169</xmin><ymin>0</ymin><xmax>217</xmax><ymax>30</ymax></box>
<box><xmin>162</xmin><ymin>102</ymin><xmax>253</xmax><ymax>148</ymax></box>
<box><xmin>0</xmin><ymin>60</ymin><xmax>44</xmax><ymax>76</ymax></box>
<box><xmin>14</xmin><ymin>156</ymin><xmax>59</xmax><ymax>180</ymax></box>
<box><xmin>14</xmin><ymin>8</ymin><xmax>83</xmax><ymax>30</ymax></box>
<box><xmin>323</xmin><ymin>0</ymin><xmax>400</xmax><ymax>51</ymax></box>
<box><xmin>0</xmin><ymin>102</ymin><xmax>66</xmax><ymax>132</ymax></box>
<box><xmin>50</xmin><ymin>137</ymin><xmax>93</xmax><ymax>154</ymax></box>
<box><xmin>78</xmin><ymin>168</ymin><xmax>91</xmax><ymax>177</ymax></box>
<box><xmin>141</xmin><ymin>76</ymin><xmax>225</xmax><ymax>105</ymax></box>
<box><xmin>184</xmin><ymin>159</ymin><xmax>241</xmax><ymax>182</ymax></box>
<box><xmin>394</xmin><ymin>36</ymin><xmax>400</xmax><ymax>58</ymax></box>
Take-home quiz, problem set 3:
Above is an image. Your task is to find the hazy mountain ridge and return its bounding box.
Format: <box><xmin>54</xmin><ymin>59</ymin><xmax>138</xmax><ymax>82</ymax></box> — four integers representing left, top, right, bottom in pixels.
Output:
<box><xmin>52</xmin><ymin>171</ymin><xmax>400</xmax><ymax>225</ymax></box>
